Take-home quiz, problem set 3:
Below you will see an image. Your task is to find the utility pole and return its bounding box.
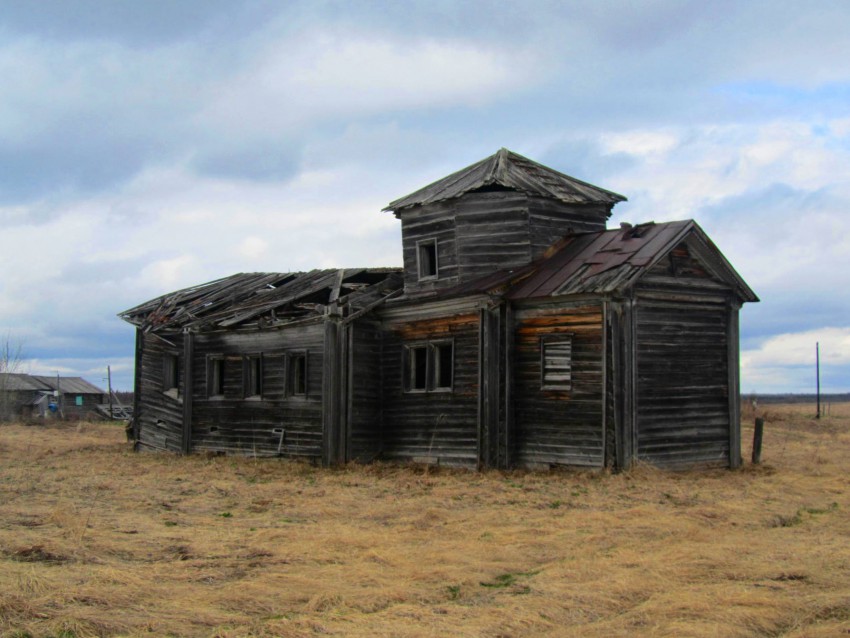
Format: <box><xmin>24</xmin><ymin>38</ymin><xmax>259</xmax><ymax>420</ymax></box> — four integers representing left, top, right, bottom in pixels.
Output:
<box><xmin>816</xmin><ymin>342</ymin><xmax>821</xmax><ymax>419</ymax></box>
<box><xmin>107</xmin><ymin>365</ymin><xmax>114</xmax><ymax>419</ymax></box>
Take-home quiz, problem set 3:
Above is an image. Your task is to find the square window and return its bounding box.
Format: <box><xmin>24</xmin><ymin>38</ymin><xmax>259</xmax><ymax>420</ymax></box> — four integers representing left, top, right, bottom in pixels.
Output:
<box><xmin>541</xmin><ymin>337</ymin><xmax>572</xmax><ymax>390</ymax></box>
<box><xmin>417</xmin><ymin>239</ymin><xmax>438</xmax><ymax>280</ymax></box>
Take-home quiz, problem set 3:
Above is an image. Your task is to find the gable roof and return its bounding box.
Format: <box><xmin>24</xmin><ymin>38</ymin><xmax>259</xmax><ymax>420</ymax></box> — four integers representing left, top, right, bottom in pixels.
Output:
<box><xmin>0</xmin><ymin>373</ymin><xmax>104</xmax><ymax>394</ymax></box>
<box><xmin>119</xmin><ymin>268</ymin><xmax>404</xmax><ymax>332</ymax></box>
<box><xmin>383</xmin><ymin>148</ymin><xmax>627</xmax><ymax>214</ymax></box>
<box><xmin>507</xmin><ymin>219</ymin><xmax>758</xmax><ymax>301</ymax></box>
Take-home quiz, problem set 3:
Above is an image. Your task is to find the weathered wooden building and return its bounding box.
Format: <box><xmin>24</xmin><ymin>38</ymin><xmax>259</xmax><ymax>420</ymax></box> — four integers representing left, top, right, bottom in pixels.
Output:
<box><xmin>120</xmin><ymin>149</ymin><xmax>757</xmax><ymax>470</ymax></box>
<box><xmin>0</xmin><ymin>373</ymin><xmax>105</xmax><ymax>421</ymax></box>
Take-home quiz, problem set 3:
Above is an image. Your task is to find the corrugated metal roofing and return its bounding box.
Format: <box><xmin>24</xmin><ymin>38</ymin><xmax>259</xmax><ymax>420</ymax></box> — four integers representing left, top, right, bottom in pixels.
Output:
<box><xmin>384</xmin><ymin>148</ymin><xmax>627</xmax><ymax>213</ymax></box>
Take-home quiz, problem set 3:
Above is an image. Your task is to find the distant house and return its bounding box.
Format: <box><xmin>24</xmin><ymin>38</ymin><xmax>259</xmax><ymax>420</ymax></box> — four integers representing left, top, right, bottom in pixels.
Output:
<box><xmin>0</xmin><ymin>373</ymin><xmax>106</xmax><ymax>421</ymax></box>
<box><xmin>120</xmin><ymin>149</ymin><xmax>757</xmax><ymax>470</ymax></box>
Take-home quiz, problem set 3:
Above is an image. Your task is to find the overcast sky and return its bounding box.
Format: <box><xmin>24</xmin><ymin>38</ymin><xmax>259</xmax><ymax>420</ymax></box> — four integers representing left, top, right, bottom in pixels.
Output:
<box><xmin>1</xmin><ymin>0</ymin><xmax>848</xmax><ymax>393</ymax></box>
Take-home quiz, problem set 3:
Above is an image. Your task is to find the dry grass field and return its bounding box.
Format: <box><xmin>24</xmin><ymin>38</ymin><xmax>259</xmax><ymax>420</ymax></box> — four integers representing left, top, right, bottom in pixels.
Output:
<box><xmin>1</xmin><ymin>404</ymin><xmax>849</xmax><ymax>638</ymax></box>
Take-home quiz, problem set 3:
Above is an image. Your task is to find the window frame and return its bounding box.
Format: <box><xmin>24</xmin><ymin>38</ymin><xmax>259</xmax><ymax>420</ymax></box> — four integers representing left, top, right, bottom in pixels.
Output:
<box><xmin>431</xmin><ymin>340</ymin><xmax>454</xmax><ymax>392</ymax></box>
<box><xmin>162</xmin><ymin>353</ymin><xmax>179</xmax><ymax>395</ymax></box>
<box><xmin>243</xmin><ymin>353</ymin><xmax>263</xmax><ymax>399</ymax></box>
<box><xmin>416</xmin><ymin>238</ymin><xmax>439</xmax><ymax>281</ymax></box>
<box><xmin>540</xmin><ymin>335</ymin><xmax>573</xmax><ymax>391</ymax></box>
<box><xmin>289</xmin><ymin>351</ymin><xmax>308</xmax><ymax>398</ymax></box>
<box><xmin>403</xmin><ymin>339</ymin><xmax>454</xmax><ymax>393</ymax></box>
<box><xmin>403</xmin><ymin>343</ymin><xmax>430</xmax><ymax>393</ymax></box>
<box><xmin>207</xmin><ymin>354</ymin><xmax>226</xmax><ymax>399</ymax></box>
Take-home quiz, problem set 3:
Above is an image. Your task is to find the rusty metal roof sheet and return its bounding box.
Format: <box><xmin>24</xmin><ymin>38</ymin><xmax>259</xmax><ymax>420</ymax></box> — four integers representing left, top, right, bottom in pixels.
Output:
<box><xmin>119</xmin><ymin>268</ymin><xmax>404</xmax><ymax>332</ymax></box>
<box><xmin>384</xmin><ymin>148</ymin><xmax>627</xmax><ymax>214</ymax></box>
<box><xmin>507</xmin><ymin>219</ymin><xmax>757</xmax><ymax>301</ymax></box>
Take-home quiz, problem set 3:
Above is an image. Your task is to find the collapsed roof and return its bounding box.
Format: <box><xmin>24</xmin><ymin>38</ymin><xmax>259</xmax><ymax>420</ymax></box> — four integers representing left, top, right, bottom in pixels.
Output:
<box><xmin>119</xmin><ymin>268</ymin><xmax>404</xmax><ymax>332</ymax></box>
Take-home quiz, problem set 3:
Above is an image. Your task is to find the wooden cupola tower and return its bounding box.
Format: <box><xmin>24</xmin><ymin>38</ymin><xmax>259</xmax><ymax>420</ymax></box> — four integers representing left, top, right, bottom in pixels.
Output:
<box><xmin>384</xmin><ymin>148</ymin><xmax>628</xmax><ymax>296</ymax></box>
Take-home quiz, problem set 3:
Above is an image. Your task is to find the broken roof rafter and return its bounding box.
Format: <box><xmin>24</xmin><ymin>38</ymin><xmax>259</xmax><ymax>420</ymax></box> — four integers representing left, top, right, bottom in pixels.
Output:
<box><xmin>119</xmin><ymin>268</ymin><xmax>404</xmax><ymax>332</ymax></box>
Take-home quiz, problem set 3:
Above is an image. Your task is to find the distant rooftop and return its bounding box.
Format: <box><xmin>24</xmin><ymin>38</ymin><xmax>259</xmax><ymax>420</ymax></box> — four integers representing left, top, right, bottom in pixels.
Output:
<box><xmin>0</xmin><ymin>373</ymin><xmax>104</xmax><ymax>394</ymax></box>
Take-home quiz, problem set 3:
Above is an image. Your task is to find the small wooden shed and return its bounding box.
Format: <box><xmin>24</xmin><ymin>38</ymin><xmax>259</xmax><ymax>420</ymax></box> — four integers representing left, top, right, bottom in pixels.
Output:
<box><xmin>121</xmin><ymin>149</ymin><xmax>757</xmax><ymax>469</ymax></box>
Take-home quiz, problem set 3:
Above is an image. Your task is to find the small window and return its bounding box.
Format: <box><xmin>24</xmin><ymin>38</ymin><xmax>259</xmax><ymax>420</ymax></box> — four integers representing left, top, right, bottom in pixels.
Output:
<box><xmin>403</xmin><ymin>341</ymin><xmax>453</xmax><ymax>393</ymax></box>
<box><xmin>541</xmin><ymin>336</ymin><xmax>572</xmax><ymax>390</ymax></box>
<box><xmin>208</xmin><ymin>356</ymin><xmax>225</xmax><ymax>397</ymax></box>
<box><xmin>163</xmin><ymin>354</ymin><xmax>179</xmax><ymax>392</ymax></box>
<box><xmin>291</xmin><ymin>353</ymin><xmax>307</xmax><ymax>396</ymax></box>
<box><xmin>433</xmin><ymin>342</ymin><xmax>453</xmax><ymax>390</ymax></box>
<box><xmin>244</xmin><ymin>355</ymin><xmax>263</xmax><ymax>398</ymax></box>
<box><xmin>417</xmin><ymin>239</ymin><xmax>438</xmax><ymax>280</ymax></box>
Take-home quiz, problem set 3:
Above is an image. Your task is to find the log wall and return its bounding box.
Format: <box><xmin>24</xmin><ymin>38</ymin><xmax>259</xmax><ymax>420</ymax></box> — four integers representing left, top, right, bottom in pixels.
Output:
<box><xmin>188</xmin><ymin>323</ymin><xmax>325</xmax><ymax>458</ymax></box>
<box><xmin>380</xmin><ymin>308</ymin><xmax>480</xmax><ymax>466</ymax></box>
<box><xmin>513</xmin><ymin>301</ymin><xmax>605</xmax><ymax>467</ymax></box>
<box><xmin>136</xmin><ymin>331</ymin><xmax>185</xmax><ymax>452</ymax></box>
<box><xmin>347</xmin><ymin>318</ymin><xmax>384</xmax><ymax>462</ymax></box>
<box><xmin>632</xmin><ymin>242</ymin><xmax>734</xmax><ymax>468</ymax></box>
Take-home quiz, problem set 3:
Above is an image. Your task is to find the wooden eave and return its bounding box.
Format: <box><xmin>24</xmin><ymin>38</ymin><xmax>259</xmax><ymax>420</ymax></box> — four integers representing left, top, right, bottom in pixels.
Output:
<box><xmin>383</xmin><ymin>148</ymin><xmax>627</xmax><ymax>216</ymax></box>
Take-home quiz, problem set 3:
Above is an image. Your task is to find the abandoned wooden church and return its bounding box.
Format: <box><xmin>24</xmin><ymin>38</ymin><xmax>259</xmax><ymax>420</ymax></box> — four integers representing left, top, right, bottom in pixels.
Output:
<box><xmin>120</xmin><ymin>149</ymin><xmax>757</xmax><ymax>470</ymax></box>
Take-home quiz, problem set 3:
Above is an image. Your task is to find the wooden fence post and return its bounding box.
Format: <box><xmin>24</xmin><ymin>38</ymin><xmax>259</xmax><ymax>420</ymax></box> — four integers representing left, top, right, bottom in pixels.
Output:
<box><xmin>752</xmin><ymin>417</ymin><xmax>764</xmax><ymax>464</ymax></box>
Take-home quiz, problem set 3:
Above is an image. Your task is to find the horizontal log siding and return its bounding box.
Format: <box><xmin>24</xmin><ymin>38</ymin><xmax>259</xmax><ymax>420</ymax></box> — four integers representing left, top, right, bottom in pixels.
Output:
<box><xmin>190</xmin><ymin>324</ymin><xmax>324</xmax><ymax>458</ymax></box>
<box><xmin>527</xmin><ymin>199</ymin><xmax>609</xmax><ymax>260</ymax></box>
<box><xmin>634</xmin><ymin>253</ymin><xmax>733</xmax><ymax>468</ymax></box>
<box><xmin>513</xmin><ymin>303</ymin><xmax>604</xmax><ymax>467</ymax></box>
<box><xmin>454</xmin><ymin>192</ymin><xmax>532</xmax><ymax>283</ymax></box>
<box><xmin>399</xmin><ymin>201</ymin><xmax>458</xmax><ymax>296</ymax></box>
<box><xmin>348</xmin><ymin>319</ymin><xmax>384</xmax><ymax>462</ymax></box>
<box><xmin>136</xmin><ymin>331</ymin><xmax>185</xmax><ymax>453</ymax></box>
<box><xmin>381</xmin><ymin>312</ymin><xmax>480</xmax><ymax>466</ymax></box>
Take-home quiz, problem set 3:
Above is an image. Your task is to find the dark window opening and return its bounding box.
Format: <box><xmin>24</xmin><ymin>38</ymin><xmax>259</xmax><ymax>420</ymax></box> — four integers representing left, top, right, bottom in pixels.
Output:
<box><xmin>433</xmin><ymin>342</ymin><xmax>453</xmax><ymax>390</ymax></box>
<box><xmin>417</xmin><ymin>239</ymin><xmax>438</xmax><ymax>280</ymax></box>
<box><xmin>163</xmin><ymin>354</ymin><xmax>179</xmax><ymax>392</ymax></box>
<box><xmin>291</xmin><ymin>354</ymin><xmax>307</xmax><ymax>396</ymax></box>
<box><xmin>410</xmin><ymin>346</ymin><xmax>428</xmax><ymax>390</ymax></box>
<box><xmin>208</xmin><ymin>357</ymin><xmax>225</xmax><ymax>397</ymax></box>
<box><xmin>244</xmin><ymin>355</ymin><xmax>263</xmax><ymax>397</ymax></box>
<box><xmin>541</xmin><ymin>337</ymin><xmax>572</xmax><ymax>390</ymax></box>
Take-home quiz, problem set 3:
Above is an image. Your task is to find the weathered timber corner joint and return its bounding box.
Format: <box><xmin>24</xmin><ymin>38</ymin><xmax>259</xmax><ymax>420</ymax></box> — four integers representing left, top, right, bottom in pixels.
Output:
<box><xmin>120</xmin><ymin>148</ymin><xmax>757</xmax><ymax>470</ymax></box>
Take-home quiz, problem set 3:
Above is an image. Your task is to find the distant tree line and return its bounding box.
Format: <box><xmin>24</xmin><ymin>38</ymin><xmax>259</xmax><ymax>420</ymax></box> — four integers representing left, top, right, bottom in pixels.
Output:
<box><xmin>749</xmin><ymin>393</ymin><xmax>850</xmax><ymax>404</ymax></box>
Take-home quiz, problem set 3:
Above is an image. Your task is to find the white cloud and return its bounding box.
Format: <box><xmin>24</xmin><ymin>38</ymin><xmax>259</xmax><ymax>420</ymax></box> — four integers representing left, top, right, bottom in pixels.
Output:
<box><xmin>744</xmin><ymin>327</ymin><xmax>850</xmax><ymax>368</ymax></box>
<box><xmin>198</xmin><ymin>32</ymin><xmax>542</xmax><ymax>135</ymax></box>
<box><xmin>742</xmin><ymin>327</ymin><xmax>850</xmax><ymax>393</ymax></box>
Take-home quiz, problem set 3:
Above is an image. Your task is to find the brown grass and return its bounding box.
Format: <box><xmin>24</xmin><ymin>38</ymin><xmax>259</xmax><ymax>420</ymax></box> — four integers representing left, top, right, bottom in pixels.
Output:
<box><xmin>1</xmin><ymin>405</ymin><xmax>849</xmax><ymax>637</ymax></box>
